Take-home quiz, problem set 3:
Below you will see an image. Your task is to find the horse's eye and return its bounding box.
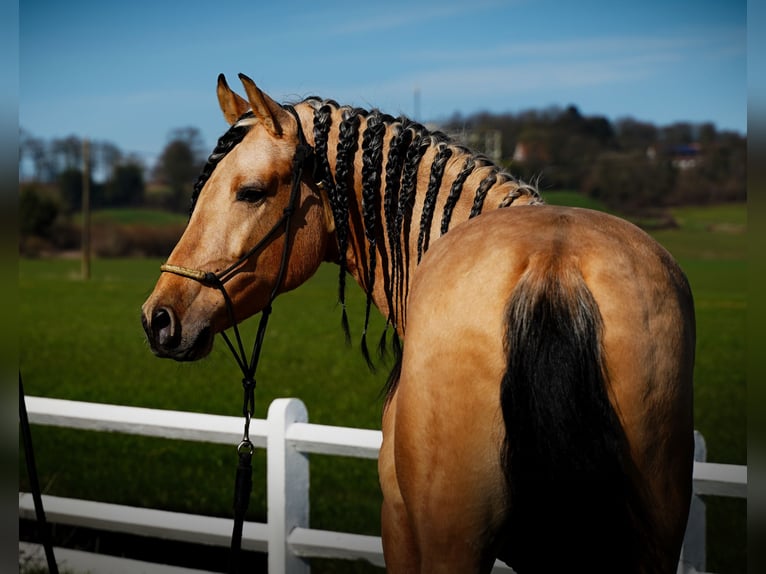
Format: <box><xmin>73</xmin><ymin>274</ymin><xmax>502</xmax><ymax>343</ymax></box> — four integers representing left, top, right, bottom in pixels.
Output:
<box><xmin>236</xmin><ymin>186</ymin><xmax>267</xmax><ymax>204</ymax></box>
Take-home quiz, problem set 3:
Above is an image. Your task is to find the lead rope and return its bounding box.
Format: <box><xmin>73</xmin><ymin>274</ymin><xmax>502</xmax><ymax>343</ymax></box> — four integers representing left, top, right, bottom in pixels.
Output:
<box><xmin>160</xmin><ymin>106</ymin><xmax>313</xmax><ymax>574</ymax></box>
<box><xmin>19</xmin><ymin>372</ymin><xmax>59</xmax><ymax>574</ymax></box>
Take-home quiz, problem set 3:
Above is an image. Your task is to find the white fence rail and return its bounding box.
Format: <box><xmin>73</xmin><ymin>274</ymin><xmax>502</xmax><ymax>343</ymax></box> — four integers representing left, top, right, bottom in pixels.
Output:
<box><xmin>19</xmin><ymin>397</ymin><xmax>746</xmax><ymax>574</ymax></box>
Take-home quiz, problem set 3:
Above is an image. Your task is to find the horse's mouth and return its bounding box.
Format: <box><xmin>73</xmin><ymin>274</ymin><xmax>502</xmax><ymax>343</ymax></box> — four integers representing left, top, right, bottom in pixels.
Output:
<box><xmin>160</xmin><ymin>327</ymin><xmax>213</xmax><ymax>362</ymax></box>
<box><xmin>141</xmin><ymin>309</ymin><xmax>214</xmax><ymax>362</ymax></box>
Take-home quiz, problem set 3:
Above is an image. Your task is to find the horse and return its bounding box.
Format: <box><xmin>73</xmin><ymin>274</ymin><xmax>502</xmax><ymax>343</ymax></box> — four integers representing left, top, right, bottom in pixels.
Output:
<box><xmin>142</xmin><ymin>73</ymin><xmax>696</xmax><ymax>573</ymax></box>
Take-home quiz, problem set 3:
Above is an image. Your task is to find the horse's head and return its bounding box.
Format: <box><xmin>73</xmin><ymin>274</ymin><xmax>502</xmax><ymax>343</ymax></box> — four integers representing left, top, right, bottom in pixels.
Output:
<box><xmin>142</xmin><ymin>74</ymin><xmax>332</xmax><ymax>361</ymax></box>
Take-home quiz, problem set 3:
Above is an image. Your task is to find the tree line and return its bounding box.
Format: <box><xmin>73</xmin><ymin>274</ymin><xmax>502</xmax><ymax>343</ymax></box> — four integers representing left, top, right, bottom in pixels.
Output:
<box><xmin>21</xmin><ymin>105</ymin><xmax>746</xmax><ymax>239</ymax></box>
<box><xmin>19</xmin><ymin>126</ymin><xmax>208</xmax><ymax>237</ymax></box>
<box><xmin>442</xmin><ymin>105</ymin><xmax>746</xmax><ymax>212</ymax></box>
<box><xmin>19</xmin><ymin>126</ymin><xmax>211</xmax><ymax>255</ymax></box>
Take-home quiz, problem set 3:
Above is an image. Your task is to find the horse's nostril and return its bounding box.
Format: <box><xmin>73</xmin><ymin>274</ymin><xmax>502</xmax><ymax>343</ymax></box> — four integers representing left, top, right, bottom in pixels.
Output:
<box><xmin>152</xmin><ymin>308</ymin><xmax>171</xmax><ymax>331</ymax></box>
<box><xmin>150</xmin><ymin>306</ymin><xmax>180</xmax><ymax>349</ymax></box>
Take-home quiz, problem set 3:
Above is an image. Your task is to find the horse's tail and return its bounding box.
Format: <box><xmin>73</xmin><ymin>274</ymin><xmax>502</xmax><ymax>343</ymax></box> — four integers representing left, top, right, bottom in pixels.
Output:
<box><xmin>499</xmin><ymin>259</ymin><xmax>659</xmax><ymax>573</ymax></box>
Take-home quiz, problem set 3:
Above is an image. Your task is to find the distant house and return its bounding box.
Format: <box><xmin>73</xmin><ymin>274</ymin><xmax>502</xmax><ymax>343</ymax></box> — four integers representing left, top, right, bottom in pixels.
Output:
<box><xmin>512</xmin><ymin>140</ymin><xmax>551</xmax><ymax>164</ymax></box>
<box><xmin>646</xmin><ymin>143</ymin><xmax>701</xmax><ymax>170</ymax></box>
<box><xmin>512</xmin><ymin>142</ymin><xmax>529</xmax><ymax>163</ymax></box>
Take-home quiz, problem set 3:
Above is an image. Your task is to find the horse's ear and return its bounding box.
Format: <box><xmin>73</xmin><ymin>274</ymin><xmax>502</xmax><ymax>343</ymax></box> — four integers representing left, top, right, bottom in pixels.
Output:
<box><xmin>217</xmin><ymin>74</ymin><xmax>250</xmax><ymax>126</ymax></box>
<box><xmin>238</xmin><ymin>73</ymin><xmax>289</xmax><ymax>136</ymax></box>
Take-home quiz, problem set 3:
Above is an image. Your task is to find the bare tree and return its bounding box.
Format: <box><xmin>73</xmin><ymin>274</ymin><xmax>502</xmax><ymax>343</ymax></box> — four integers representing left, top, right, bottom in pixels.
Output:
<box><xmin>51</xmin><ymin>135</ymin><xmax>83</xmax><ymax>173</ymax></box>
<box><xmin>154</xmin><ymin>127</ymin><xmax>206</xmax><ymax>212</ymax></box>
<box><xmin>20</xmin><ymin>130</ymin><xmax>55</xmax><ymax>182</ymax></box>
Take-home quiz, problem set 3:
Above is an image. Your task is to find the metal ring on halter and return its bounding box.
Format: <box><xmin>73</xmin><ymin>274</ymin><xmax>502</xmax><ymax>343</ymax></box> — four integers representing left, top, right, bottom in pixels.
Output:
<box><xmin>237</xmin><ymin>439</ymin><xmax>255</xmax><ymax>456</ymax></box>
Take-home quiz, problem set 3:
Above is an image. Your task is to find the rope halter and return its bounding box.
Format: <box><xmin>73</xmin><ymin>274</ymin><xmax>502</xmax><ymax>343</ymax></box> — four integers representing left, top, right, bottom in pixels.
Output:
<box><xmin>158</xmin><ymin>105</ymin><xmax>314</xmax><ymax>574</ymax></box>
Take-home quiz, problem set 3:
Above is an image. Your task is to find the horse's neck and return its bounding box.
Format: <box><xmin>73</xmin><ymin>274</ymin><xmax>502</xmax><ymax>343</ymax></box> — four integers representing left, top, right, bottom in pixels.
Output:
<box><xmin>296</xmin><ymin>102</ymin><xmax>539</xmax><ymax>334</ymax></box>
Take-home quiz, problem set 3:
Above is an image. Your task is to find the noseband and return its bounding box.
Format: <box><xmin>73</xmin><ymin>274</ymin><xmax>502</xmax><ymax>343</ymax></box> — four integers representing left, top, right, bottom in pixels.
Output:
<box><xmin>158</xmin><ymin>105</ymin><xmax>314</xmax><ymax>573</ymax></box>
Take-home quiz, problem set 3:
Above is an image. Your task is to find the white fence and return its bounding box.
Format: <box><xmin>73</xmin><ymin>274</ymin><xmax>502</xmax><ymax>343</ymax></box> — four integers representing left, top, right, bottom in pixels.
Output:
<box><xmin>19</xmin><ymin>396</ymin><xmax>746</xmax><ymax>574</ymax></box>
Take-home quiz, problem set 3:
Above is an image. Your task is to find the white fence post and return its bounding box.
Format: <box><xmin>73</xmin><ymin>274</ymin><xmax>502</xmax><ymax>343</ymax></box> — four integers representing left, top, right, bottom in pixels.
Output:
<box><xmin>679</xmin><ymin>430</ymin><xmax>707</xmax><ymax>574</ymax></box>
<box><xmin>267</xmin><ymin>398</ymin><xmax>310</xmax><ymax>574</ymax></box>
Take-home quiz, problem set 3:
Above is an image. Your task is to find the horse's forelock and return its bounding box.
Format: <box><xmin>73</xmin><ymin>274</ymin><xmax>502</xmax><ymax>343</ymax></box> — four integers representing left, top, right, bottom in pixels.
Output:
<box><xmin>189</xmin><ymin>111</ymin><xmax>255</xmax><ymax>216</ymax></box>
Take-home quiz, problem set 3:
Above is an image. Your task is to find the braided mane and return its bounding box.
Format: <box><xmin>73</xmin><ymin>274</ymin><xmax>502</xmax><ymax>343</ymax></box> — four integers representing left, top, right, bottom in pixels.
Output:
<box><xmin>303</xmin><ymin>97</ymin><xmax>541</xmax><ymax>366</ymax></box>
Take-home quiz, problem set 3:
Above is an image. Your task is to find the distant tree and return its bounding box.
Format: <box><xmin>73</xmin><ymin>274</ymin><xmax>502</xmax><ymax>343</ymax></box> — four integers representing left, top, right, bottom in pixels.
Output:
<box><xmin>615</xmin><ymin>118</ymin><xmax>658</xmax><ymax>152</ymax></box>
<box><xmin>20</xmin><ymin>185</ymin><xmax>59</xmax><ymax>237</ymax></box>
<box><xmin>581</xmin><ymin>151</ymin><xmax>675</xmax><ymax>211</ymax></box>
<box><xmin>20</xmin><ymin>129</ymin><xmax>134</xmax><ymax>187</ymax></box>
<box><xmin>553</xmin><ymin>105</ymin><xmax>585</xmax><ymax>138</ymax></box>
<box><xmin>94</xmin><ymin>141</ymin><xmax>124</xmax><ymax>181</ymax></box>
<box><xmin>20</xmin><ymin>130</ymin><xmax>56</xmax><ymax>182</ymax></box>
<box><xmin>660</xmin><ymin>122</ymin><xmax>695</xmax><ymax>146</ymax></box>
<box><xmin>154</xmin><ymin>127</ymin><xmax>206</xmax><ymax>212</ymax></box>
<box><xmin>105</xmin><ymin>161</ymin><xmax>145</xmax><ymax>207</ymax></box>
<box><xmin>581</xmin><ymin>116</ymin><xmax>616</xmax><ymax>145</ymax></box>
<box><xmin>57</xmin><ymin>168</ymin><xmax>83</xmax><ymax>212</ymax></box>
<box><xmin>51</xmin><ymin>135</ymin><xmax>83</xmax><ymax>173</ymax></box>
<box><xmin>57</xmin><ymin>168</ymin><xmax>99</xmax><ymax>212</ymax></box>
<box><xmin>698</xmin><ymin>122</ymin><xmax>718</xmax><ymax>147</ymax></box>
<box><xmin>168</xmin><ymin>127</ymin><xmax>207</xmax><ymax>160</ymax></box>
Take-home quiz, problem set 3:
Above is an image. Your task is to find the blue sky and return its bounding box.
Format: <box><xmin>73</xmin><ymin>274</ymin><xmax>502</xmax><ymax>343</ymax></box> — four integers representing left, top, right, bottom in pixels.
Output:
<box><xmin>20</xmin><ymin>0</ymin><xmax>746</xmax><ymax>168</ymax></box>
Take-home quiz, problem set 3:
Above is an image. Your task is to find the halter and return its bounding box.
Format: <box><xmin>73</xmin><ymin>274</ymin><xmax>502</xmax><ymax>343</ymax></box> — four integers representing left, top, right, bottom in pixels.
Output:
<box><xmin>159</xmin><ymin>105</ymin><xmax>314</xmax><ymax>573</ymax></box>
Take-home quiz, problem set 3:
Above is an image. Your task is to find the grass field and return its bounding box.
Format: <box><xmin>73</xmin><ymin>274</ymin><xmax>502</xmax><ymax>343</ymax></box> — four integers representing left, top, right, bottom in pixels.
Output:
<box><xmin>19</xmin><ymin>197</ymin><xmax>746</xmax><ymax>572</ymax></box>
<box><xmin>70</xmin><ymin>207</ymin><xmax>189</xmax><ymax>228</ymax></box>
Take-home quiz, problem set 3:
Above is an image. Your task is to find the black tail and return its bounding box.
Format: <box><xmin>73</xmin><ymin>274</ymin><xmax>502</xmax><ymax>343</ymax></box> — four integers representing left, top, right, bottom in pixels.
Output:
<box><xmin>499</xmin><ymin>262</ymin><xmax>658</xmax><ymax>573</ymax></box>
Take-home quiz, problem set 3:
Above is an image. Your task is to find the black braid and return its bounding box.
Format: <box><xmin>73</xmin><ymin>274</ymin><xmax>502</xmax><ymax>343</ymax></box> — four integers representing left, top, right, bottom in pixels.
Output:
<box><xmin>311</xmin><ymin>103</ymin><xmax>333</xmax><ymax>188</ymax></box>
<box><xmin>311</xmin><ymin>101</ymin><xmax>353</xmax><ymax>342</ymax></box>
<box><xmin>393</xmin><ymin>127</ymin><xmax>430</xmax><ymax>315</ymax></box>
<box><xmin>359</xmin><ymin>111</ymin><xmax>386</xmax><ymax>367</ymax></box>
<box><xmin>417</xmin><ymin>143</ymin><xmax>453</xmax><ymax>262</ymax></box>
<box><xmin>189</xmin><ymin>112</ymin><xmax>254</xmax><ymax>216</ymax></box>
<box><xmin>382</xmin><ymin>121</ymin><xmax>412</xmax><ymax>329</ymax></box>
<box><xmin>439</xmin><ymin>156</ymin><xmax>476</xmax><ymax>234</ymax></box>
<box><xmin>470</xmin><ymin>169</ymin><xmax>499</xmax><ymax>218</ymax></box>
<box><xmin>333</xmin><ymin>108</ymin><xmax>363</xmax><ymax>341</ymax></box>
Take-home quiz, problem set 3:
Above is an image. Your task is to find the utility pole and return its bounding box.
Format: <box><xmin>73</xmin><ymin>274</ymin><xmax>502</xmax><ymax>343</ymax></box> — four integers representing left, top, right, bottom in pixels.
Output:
<box><xmin>81</xmin><ymin>139</ymin><xmax>91</xmax><ymax>280</ymax></box>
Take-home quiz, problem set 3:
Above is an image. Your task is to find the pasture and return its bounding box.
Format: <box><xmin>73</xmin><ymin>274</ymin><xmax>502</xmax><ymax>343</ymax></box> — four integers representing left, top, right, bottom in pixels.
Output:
<box><xmin>19</xmin><ymin>198</ymin><xmax>745</xmax><ymax>572</ymax></box>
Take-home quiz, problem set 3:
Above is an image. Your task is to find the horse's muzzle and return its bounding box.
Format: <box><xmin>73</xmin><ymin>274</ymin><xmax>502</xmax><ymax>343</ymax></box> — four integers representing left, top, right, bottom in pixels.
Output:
<box><xmin>141</xmin><ymin>305</ymin><xmax>213</xmax><ymax>361</ymax></box>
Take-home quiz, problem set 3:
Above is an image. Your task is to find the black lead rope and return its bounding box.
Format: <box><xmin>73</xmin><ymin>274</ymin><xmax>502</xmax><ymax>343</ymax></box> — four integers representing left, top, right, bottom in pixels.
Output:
<box><xmin>19</xmin><ymin>372</ymin><xmax>59</xmax><ymax>574</ymax></box>
<box><xmin>161</xmin><ymin>105</ymin><xmax>313</xmax><ymax>574</ymax></box>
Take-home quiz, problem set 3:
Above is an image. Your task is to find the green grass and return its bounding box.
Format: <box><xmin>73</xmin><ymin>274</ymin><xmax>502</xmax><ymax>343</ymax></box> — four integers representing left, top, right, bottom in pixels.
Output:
<box><xmin>78</xmin><ymin>208</ymin><xmax>188</xmax><ymax>227</ymax></box>
<box><xmin>540</xmin><ymin>189</ymin><xmax>616</xmax><ymax>211</ymax></box>
<box><xmin>19</xmin><ymin>201</ymin><xmax>746</xmax><ymax>572</ymax></box>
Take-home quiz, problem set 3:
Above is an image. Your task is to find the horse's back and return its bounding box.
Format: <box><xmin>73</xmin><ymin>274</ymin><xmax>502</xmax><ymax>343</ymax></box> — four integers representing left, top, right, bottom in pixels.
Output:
<box><xmin>410</xmin><ymin>206</ymin><xmax>695</xmax><ymax>395</ymax></box>
<box><xmin>386</xmin><ymin>205</ymin><xmax>694</xmax><ymax>572</ymax></box>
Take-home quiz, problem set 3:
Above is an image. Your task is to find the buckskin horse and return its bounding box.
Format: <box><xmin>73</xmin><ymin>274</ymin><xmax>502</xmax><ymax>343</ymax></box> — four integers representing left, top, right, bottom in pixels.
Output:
<box><xmin>142</xmin><ymin>73</ymin><xmax>695</xmax><ymax>573</ymax></box>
